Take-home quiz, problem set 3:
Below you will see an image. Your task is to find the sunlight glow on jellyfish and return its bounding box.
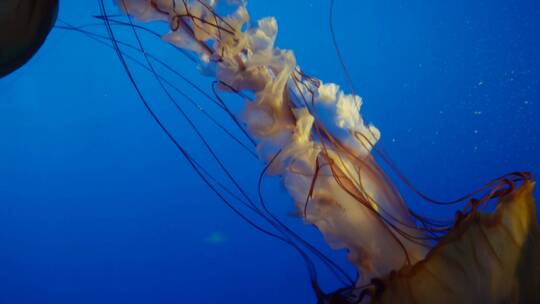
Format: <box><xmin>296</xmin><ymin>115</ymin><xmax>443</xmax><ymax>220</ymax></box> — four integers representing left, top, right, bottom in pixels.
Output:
<box><xmin>56</xmin><ymin>0</ymin><xmax>540</xmax><ymax>303</ymax></box>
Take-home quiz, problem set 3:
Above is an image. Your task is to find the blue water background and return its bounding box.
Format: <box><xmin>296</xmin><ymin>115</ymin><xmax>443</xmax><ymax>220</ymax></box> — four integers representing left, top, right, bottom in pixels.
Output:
<box><xmin>1</xmin><ymin>0</ymin><xmax>539</xmax><ymax>303</ymax></box>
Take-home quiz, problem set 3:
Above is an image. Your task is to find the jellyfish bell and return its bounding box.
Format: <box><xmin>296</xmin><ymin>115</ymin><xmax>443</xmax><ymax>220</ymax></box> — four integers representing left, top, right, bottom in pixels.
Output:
<box><xmin>370</xmin><ymin>177</ymin><xmax>540</xmax><ymax>304</ymax></box>
<box><xmin>320</xmin><ymin>174</ymin><xmax>539</xmax><ymax>303</ymax></box>
<box><xmin>0</xmin><ymin>0</ymin><xmax>59</xmax><ymax>78</ymax></box>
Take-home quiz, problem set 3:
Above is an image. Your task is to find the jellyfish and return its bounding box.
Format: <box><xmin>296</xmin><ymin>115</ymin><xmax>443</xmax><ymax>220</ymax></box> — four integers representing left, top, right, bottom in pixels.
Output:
<box><xmin>56</xmin><ymin>0</ymin><xmax>539</xmax><ymax>303</ymax></box>
<box><xmin>0</xmin><ymin>0</ymin><xmax>59</xmax><ymax>78</ymax></box>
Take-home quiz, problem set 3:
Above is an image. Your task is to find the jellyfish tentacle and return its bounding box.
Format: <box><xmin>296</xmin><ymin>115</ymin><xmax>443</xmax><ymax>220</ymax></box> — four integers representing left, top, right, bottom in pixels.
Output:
<box><xmin>55</xmin><ymin>21</ymin><xmax>257</xmax><ymax>158</ymax></box>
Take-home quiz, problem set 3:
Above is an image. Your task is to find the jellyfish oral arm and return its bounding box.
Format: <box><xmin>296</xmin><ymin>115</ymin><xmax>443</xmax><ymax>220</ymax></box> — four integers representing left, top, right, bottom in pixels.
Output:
<box><xmin>114</xmin><ymin>0</ymin><xmax>426</xmax><ymax>285</ymax></box>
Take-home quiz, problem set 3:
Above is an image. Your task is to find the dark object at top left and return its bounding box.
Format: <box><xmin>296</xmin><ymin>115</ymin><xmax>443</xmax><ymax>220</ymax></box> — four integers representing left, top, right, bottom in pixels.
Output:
<box><xmin>0</xmin><ymin>0</ymin><xmax>59</xmax><ymax>78</ymax></box>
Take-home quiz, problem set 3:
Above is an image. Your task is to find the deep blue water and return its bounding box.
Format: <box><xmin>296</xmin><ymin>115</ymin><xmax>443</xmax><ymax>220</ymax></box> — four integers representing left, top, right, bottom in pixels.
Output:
<box><xmin>1</xmin><ymin>1</ymin><xmax>539</xmax><ymax>303</ymax></box>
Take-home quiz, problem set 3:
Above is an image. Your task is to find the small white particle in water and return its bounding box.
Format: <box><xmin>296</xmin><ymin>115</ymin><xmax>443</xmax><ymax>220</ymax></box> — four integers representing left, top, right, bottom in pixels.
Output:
<box><xmin>473</xmin><ymin>111</ymin><xmax>483</xmax><ymax>115</ymax></box>
<box><xmin>524</xmin><ymin>100</ymin><xmax>529</xmax><ymax>105</ymax></box>
<box><xmin>478</xmin><ymin>81</ymin><xmax>483</xmax><ymax>86</ymax></box>
<box><xmin>473</xmin><ymin>129</ymin><xmax>479</xmax><ymax>134</ymax></box>
<box><xmin>392</xmin><ymin>138</ymin><xmax>396</xmax><ymax>143</ymax></box>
